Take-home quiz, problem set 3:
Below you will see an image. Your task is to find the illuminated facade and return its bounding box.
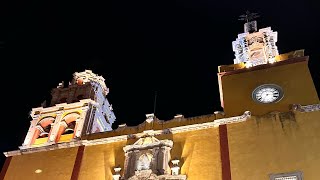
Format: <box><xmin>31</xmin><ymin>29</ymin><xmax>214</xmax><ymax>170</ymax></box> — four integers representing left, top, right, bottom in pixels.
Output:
<box><xmin>1</xmin><ymin>20</ymin><xmax>319</xmax><ymax>180</ymax></box>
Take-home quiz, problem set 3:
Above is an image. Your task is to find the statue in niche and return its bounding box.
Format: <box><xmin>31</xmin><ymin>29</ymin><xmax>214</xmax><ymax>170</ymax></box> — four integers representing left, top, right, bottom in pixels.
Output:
<box><xmin>136</xmin><ymin>153</ymin><xmax>153</xmax><ymax>171</ymax></box>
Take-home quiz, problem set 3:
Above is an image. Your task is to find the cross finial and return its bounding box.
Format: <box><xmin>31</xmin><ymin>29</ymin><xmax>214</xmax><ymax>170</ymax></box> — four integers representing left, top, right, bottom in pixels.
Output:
<box><xmin>238</xmin><ymin>10</ymin><xmax>259</xmax><ymax>23</ymax></box>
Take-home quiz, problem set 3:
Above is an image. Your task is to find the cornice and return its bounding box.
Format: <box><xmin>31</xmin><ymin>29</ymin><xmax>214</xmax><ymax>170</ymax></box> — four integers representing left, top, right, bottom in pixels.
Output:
<box><xmin>218</xmin><ymin>56</ymin><xmax>309</xmax><ymax>77</ymax></box>
<box><xmin>30</xmin><ymin>99</ymin><xmax>96</xmax><ymax>117</ymax></box>
<box><xmin>2</xmin><ymin>110</ymin><xmax>253</xmax><ymax>157</ymax></box>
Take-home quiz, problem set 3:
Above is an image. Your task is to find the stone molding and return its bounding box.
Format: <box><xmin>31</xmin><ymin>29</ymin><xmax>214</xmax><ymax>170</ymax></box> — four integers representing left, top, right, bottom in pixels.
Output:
<box><xmin>30</xmin><ymin>99</ymin><xmax>94</xmax><ymax>117</ymax></box>
<box><xmin>291</xmin><ymin>103</ymin><xmax>320</xmax><ymax>112</ymax></box>
<box><xmin>126</xmin><ymin>169</ymin><xmax>186</xmax><ymax>180</ymax></box>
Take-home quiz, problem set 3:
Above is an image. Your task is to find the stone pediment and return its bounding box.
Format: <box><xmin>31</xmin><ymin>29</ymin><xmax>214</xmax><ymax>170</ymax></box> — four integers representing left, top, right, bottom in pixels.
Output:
<box><xmin>134</xmin><ymin>136</ymin><xmax>160</xmax><ymax>146</ymax></box>
<box><xmin>123</xmin><ymin>136</ymin><xmax>173</xmax><ymax>153</ymax></box>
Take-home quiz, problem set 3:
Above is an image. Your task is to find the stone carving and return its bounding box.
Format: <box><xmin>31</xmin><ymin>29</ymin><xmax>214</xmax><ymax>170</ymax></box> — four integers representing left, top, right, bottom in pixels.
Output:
<box><xmin>291</xmin><ymin>103</ymin><xmax>320</xmax><ymax>112</ymax></box>
<box><xmin>232</xmin><ymin>27</ymin><xmax>279</xmax><ymax>66</ymax></box>
<box><xmin>122</xmin><ymin>136</ymin><xmax>185</xmax><ymax>180</ymax></box>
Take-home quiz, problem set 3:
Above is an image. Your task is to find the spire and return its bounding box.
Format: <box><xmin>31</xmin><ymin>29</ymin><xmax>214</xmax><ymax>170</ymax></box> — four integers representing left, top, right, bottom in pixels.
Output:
<box><xmin>238</xmin><ymin>10</ymin><xmax>259</xmax><ymax>33</ymax></box>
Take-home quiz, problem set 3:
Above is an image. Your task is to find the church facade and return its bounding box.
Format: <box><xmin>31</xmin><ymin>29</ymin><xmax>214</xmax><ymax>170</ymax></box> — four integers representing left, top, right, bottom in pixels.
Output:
<box><xmin>1</xmin><ymin>20</ymin><xmax>319</xmax><ymax>180</ymax></box>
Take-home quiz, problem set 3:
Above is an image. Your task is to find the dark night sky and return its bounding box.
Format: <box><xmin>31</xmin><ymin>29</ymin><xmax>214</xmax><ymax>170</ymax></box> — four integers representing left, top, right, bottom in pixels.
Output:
<box><xmin>1</xmin><ymin>0</ymin><xmax>319</xmax><ymax>167</ymax></box>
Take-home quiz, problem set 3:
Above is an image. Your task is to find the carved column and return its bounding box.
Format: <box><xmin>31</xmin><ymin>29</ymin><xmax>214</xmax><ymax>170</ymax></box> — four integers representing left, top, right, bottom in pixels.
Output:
<box><xmin>48</xmin><ymin>111</ymin><xmax>63</xmax><ymax>143</ymax></box>
<box><xmin>158</xmin><ymin>146</ymin><xmax>170</xmax><ymax>175</ymax></box>
<box><xmin>163</xmin><ymin>146</ymin><xmax>171</xmax><ymax>175</ymax></box>
<box><xmin>55</xmin><ymin>120</ymin><xmax>68</xmax><ymax>142</ymax></box>
<box><xmin>124</xmin><ymin>151</ymin><xmax>137</xmax><ymax>179</ymax></box>
<box><xmin>22</xmin><ymin>115</ymin><xmax>40</xmax><ymax>147</ymax></box>
<box><xmin>29</xmin><ymin>125</ymin><xmax>42</xmax><ymax>145</ymax></box>
<box><xmin>74</xmin><ymin>106</ymin><xmax>88</xmax><ymax>138</ymax></box>
<box><xmin>152</xmin><ymin>147</ymin><xmax>160</xmax><ymax>174</ymax></box>
<box><xmin>123</xmin><ymin>151</ymin><xmax>131</xmax><ymax>178</ymax></box>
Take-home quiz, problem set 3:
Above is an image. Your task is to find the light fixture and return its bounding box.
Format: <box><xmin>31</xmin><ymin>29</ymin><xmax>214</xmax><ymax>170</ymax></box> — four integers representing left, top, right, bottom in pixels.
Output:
<box><xmin>268</xmin><ymin>58</ymin><xmax>276</xmax><ymax>64</ymax></box>
<box><xmin>245</xmin><ymin>62</ymin><xmax>253</xmax><ymax>68</ymax></box>
<box><xmin>35</xmin><ymin>169</ymin><xmax>42</xmax><ymax>174</ymax></box>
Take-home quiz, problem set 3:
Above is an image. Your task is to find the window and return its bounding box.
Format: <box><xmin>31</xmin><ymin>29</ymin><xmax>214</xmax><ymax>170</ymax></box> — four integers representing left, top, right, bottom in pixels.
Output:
<box><xmin>270</xmin><ymin>171</ymin><xmax>303</xmax><ymax>180</ymax></box>
<box><xmin>37</xmin><ymin>116</ymin><xmax>55</xmax><ymax>138</ymax></box>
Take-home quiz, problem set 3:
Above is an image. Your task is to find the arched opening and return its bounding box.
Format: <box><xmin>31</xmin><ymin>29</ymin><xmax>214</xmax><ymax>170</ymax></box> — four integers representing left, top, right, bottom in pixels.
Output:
<box><xmin>31</xmin><ymin>116</ymin><xmax>55</xmax><ymax>145</ymax></box>
<box><xmin>39</xmin><ymin>125</ymin><xmax>51</xmax><ymax>138</ymax></box>
<box><xmin>55</xmin><ymin>112</ymin><xmax>80</xmax><ymax>142</ymax></box>
<box><xmin>63</xmin><ymin>121</ymin><xmax>76</xmax><ymax>135</ymax></box>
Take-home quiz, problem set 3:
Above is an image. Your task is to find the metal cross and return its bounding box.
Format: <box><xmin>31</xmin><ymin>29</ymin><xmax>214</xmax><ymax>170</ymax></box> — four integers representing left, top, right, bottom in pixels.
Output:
<box><xmin>238</xmin><ymin>10</ymin><xmax>259</xmax><ymax>23</ymax></box>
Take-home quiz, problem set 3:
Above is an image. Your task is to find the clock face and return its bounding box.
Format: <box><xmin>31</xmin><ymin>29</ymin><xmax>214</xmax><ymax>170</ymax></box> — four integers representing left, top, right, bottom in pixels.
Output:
<box><xmin>252</xmin><ymin>84</ymin><xmax>284</xmax><ymax>103</ymax></box>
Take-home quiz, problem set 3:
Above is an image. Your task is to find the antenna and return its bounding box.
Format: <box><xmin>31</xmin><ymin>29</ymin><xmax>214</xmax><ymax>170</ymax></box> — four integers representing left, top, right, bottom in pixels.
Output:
<box><xmin>153</xmin><ymin>91</ymin><xmax>157</xmax><ymax>116</ymax></box>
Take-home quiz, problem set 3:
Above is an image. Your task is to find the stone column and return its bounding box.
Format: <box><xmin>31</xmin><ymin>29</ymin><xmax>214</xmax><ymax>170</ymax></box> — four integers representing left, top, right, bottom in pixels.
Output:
<box><xmin>157</xmin><ymin>146</ymin><xmax>167</xmax><ymax>175</ymax></box>
<box><xmin>74</xmin><ymin>106</ymin><xmax>89</xmax><ymax>138</ymax></box>
<box><xmin>163</xmin><ymin>146</ymin><xmax>171</xmax><ymax>175</ymax></box>
<box><xmin>22</xmin><ymin>114</ymin><xmax>40</xmax><ymax>147</ymax></box>
<box><xmin>151</xmin><ymin>147</ymin><xmax>159</xmax><ymax>174</ymax></box>
<box><xmin>55</xmin><ymin>120</ymin><xmax>68</xmax><ymax>142</ymax></box>
<box><xmin>124</xmin><ymin>151</ymin><xmax>136</xmax><ymax>179</ymax></box>
<box><xmin>48</xmin><ymin>111</ymin><xmax>63</xmax><ymax>143</ymax></box>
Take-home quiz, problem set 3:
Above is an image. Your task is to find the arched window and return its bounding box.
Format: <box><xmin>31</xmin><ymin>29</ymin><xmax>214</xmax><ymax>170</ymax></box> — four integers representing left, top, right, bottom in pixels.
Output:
<box><xmin>37</xmin><ymin>117</ymin><xmax>55</xmax><ymax>138</ymax></box>
<box><xmin>55</xmin><ymin>112</ymin><xmax>80</xmax><ymax>142</ymax></box>
<box><xmin>39</xmin><ymin>125</ymin><xmax>51</xmax><ymax>138</ymax></box>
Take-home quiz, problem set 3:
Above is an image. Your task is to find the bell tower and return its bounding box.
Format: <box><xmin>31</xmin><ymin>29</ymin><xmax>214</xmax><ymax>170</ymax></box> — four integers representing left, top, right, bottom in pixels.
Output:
<box><xmin>218</xmin><ymin>12</ymin><xmax>319</xmax><ymax>117</ymax></box>
<box><xmin>20</xmin><ymin>70</ymin><xmax>116</xmax><ymax>149</ymax></box>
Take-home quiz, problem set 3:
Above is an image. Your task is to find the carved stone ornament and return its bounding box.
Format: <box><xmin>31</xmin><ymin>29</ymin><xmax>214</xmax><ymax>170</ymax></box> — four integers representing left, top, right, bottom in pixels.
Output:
<box><xmin>122</xmin><ymin>135</ymin><xmax>186</xmax><ymax>180</ymax></box>
<box><xmin>291</xmin><ymin>103</ymin><xmax>320</xmax><ymax>112</ymax></box>
<box><xmin>232</xmin><ymin>27</ymin><xmax>279</xmax><ymax>66</ymax></box>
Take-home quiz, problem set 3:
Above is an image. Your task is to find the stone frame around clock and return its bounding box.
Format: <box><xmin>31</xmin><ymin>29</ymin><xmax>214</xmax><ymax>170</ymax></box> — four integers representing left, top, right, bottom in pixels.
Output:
<box><xmin>252</xmin><ymin>84</ymin><xmax>284</xmax><ymax>104</ymax></box>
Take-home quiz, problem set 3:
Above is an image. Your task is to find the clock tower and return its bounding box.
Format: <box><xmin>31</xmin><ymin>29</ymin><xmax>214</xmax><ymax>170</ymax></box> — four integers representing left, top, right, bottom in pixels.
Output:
<box><xmin>218</xmin><ymin>15</ymin><xmax>319</xmax><ymax>117</ymax></box>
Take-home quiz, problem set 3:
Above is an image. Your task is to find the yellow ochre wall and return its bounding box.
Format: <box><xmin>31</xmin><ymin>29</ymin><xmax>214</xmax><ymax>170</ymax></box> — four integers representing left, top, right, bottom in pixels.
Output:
<box><xmin>4</xmin><ymin>147</ymin><xmax>79</xmax><ymax>180</ymax></box>
<box><xmin>219</xmin><ymin>58</ymin><xmax>319</xmax><ymax>117</ymax></box>
<box><xmin>227</xmin><ymin>110</ymin><xmax>320</xmax><ymax>180</ymax></box>
<box><xmin>78</xmin><ymin>140</ymin><xmax>127</xmax><ymax>180</ymax></box>
<box><xmin>78</xmin><ymin>128</ymin><xmax>222</xmax><ymax>180</ymax></box>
